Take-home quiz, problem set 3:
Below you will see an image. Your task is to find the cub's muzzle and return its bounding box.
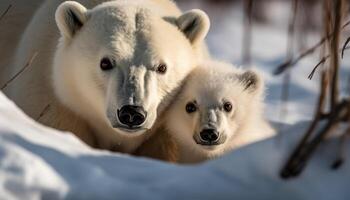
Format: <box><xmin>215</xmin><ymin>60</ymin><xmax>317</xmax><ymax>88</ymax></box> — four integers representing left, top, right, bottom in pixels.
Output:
<box><xmin>194</xmin><ymin>128</ymin><xmax>226</xmax><ymax>146</ymax></box>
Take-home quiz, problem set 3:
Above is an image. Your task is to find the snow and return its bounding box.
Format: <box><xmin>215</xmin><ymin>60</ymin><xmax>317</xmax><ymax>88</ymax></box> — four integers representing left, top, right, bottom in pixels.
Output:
<box><xmin>1</xmin><ymin>91</ymin><xmax>350</xmax><ymax>199</ymax></box>
<box><xmin>1</xmin><ymin>1</ymin><xmax>350</xmax><ymax>199</ymax></box>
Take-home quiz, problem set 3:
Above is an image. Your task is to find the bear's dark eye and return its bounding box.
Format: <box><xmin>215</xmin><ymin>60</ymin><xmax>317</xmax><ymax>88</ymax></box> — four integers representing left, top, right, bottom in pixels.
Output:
<box><xmin>100</xmin><ymin>57</ymin><xmax>114</xmax><ymax>71</ymax></box>
<box><xmin>186</xmin><ymin>102</ymin><xmax>197</xmax><ymax>113</ymax></box>
<box><xmin>223</xmin><ymin>102</ymin><xmax>232</xmax><ymax>112</ymax></box>
<box><xmin>156</xmin><ymin>63</ymin><xmax>167</xmax><ymax>74</ymax></box>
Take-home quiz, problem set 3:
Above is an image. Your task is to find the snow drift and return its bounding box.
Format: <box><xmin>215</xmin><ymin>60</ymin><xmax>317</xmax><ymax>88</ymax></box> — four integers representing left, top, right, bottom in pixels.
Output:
<box><xmin>0</xmin><ymin>92</ymin><xmax>349</xmax><ymax>200</ymax></box>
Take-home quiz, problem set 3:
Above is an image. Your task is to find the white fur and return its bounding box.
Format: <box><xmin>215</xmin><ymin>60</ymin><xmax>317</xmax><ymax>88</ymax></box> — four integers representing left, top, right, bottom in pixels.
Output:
<box><xmin>164</xmin><ymin>60</ymin><xmax>275</xmax><ymax>163</ymax></box>
<box><xmin>2</xmin><ymin>0</ymin><xmax>210</xmax><ymax>154</ymax></box>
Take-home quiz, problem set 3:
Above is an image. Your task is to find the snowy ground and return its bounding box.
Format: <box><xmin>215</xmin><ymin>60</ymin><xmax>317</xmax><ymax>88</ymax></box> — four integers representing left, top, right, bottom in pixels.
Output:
<box><xmin>1</xmin><ymin>91</ymin><xmax>350</xmax><ymax>200</ymax></box>
<box><xmin>1</xmin><ymin>1</ymin><xmax>350</xmax><ymax>199</ymax></box>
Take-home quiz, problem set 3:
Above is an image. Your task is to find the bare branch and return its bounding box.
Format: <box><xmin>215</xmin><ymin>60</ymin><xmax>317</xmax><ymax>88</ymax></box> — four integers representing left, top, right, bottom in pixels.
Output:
<box><xmin>308</xmin><ymin>46</ymin><xmax>350</xmax><ymax>80</ymax></box>
<box><xmin>280</xmin><ymin>70</ymin><xmax>328</xmax><ymax>178</ymax></box>
<box><xmin>1</xmin><ymin>52</ymin><xmax>38</xmax><ymax>90</ymax></box>
<box><xmin>331</xmin><ymin>96</ymin><xmax>350</xmax><ymax>169</ymax></box>
<box><xmin>0</xmin><ymin>4</ymin><xmax>11</xmax><ymax>21</ymax></box>
<box><xmin>281</xmin><ymin>99</ymin><xmax>348</xmax><ymax>178</ymax></box>
<box><xmin>329</xmin><ymin>0</ymin><xmax>343</xmax><ymax>112</ymax></box>
<box><xmin>36</xmin><ymin>104</ymin><xmax>51</xmax><ymax>121</ymax></box>
<box><xmin>348</xmin><ymin>75</ymin><xmax>350</xmax><ymax>96</ymax></box>
<box><xmin>277</xmin><ymin>0</ymin><xmax>299</xmax><ymax>130</ymax></box>
<box><xmin>341</xmin><ymin>36</ymin><xmax>350</xmax><ymax>58</ymax></box>
<box><xmin>274</xmin><ymin>20</ymin><xmax>350</xmax><ymax>75</ymax></box>
<box><xmin>241</xmin><ymin>0</ymin><xmax>254</xmax><ymax>67</ymax></box>
<box><xmin>280</xmin><ymin>0</ymin><xmax>348</xmax><ymax>179</ymax></box>
<box><xmin>308</xmin><ymin>56</ymin><xmax>329</xmax><ymax>80</ymax></box>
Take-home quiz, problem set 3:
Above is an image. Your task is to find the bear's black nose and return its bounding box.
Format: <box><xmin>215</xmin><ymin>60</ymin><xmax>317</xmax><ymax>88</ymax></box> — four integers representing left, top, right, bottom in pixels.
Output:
<box><xmin>199</xmin><ymin>129</ymin><xmax>219</xmax><ymax>143</ymax></box>
<box><xmin>117</xmin><ymin>105</ymin><xmax>147</xmax><ymax>127</ymax></box>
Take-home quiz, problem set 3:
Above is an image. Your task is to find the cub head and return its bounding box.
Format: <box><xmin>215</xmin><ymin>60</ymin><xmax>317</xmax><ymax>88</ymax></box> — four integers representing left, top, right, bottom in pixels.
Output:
<box><xmin>53</xmin><ymin>1</ymin><xmax>210</xmax><ymax>135</ymax></box>
<box><xmin>166</xmin><ymin>61</ymin><xmax>265</xmax><ymax>156</ymax></box>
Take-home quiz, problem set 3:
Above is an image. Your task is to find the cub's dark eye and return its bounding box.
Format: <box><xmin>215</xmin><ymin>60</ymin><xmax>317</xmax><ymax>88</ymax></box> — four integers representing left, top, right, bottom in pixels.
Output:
<box><xmin>156</xmin><ymin>63</ymin><xmax>167</xmax><ymax>74</ymax></box>
<box><xmin>100</xmin><ymin>57</ymin><xmax>114</xmax><ymax>71</ymax></box>
<box><xmin>223</xmin><ymin>102</ymin><xmax>232</xmax><ymax>112</ymax></box>
<box><xmin>186</xmin><ymin>102</ymin><xmax>197</xmax><ymax>113</ymax></box>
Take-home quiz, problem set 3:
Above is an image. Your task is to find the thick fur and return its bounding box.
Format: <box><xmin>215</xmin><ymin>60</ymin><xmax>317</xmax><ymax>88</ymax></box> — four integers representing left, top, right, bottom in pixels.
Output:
<box><xmin>163</xmin><ymin>61</ymin><xmax>275</xmax><ymax>163</ymax></box>
<box><xmin>134</xmin><ymin>125</ymin><xmax>179</xmax><ymax>162</ymax></box>
<box><xmin>1</xmin><ymin>0</ymin><xmax>210</xmax><ymax>154</ymax></box>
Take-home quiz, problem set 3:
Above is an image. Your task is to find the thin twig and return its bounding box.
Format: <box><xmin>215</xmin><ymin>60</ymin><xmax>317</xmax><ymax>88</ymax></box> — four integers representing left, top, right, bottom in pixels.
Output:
<box><xmin>36</xmin><ymin>104</ymin><xmax>51</xmax><ymax>121</ymax></box>
<box><xmin>341</xmin><ymin>37</ymin><xmax>350</xmax><ymax>58</ymax></box>
<box><xmin>348</xmin><ymin>75</ymin><xmax>350</xmax><ymax>95</ymax></box>
<box><xmin>241</xmin><ymin>0</ymin><xmax>253</xmax><ymax>67</ymax></box>
<box><xmin>280</xmin><ymin>0</ymin><xmax>344</xmax><ymax>179</ymax></box>
<box><xmin>274</xmin><ymin>20</ymin><xmax>350</xmax><ymax>75</ymax></box>
<box><xmin>308</xmin><ymin>71</ymin><xmax>328</xmax><ymax>136</ymax></box>
<box><xmin>278</xmin><ymin>0</ymin><xmax>299</xmax><ymax>130</ymax></box>
<box><xmin>0</xmin><ymin>4</ymin><xmax>11</xmax><ymax>22</ymax></box>
<box><xmin>308</xmin><ymin>56</ymin><xmax>328</xmax><ymax>80</ymax></box>
<box><xmin>308</xmin><ymin>46</ymin><xmax>350</xmax><ymax>80</ymax></box>
<box><xmin>1</xmin><ymin>52</ymin><xmax>38</xmax><ymax>90</ymax></box>
<box><xmin>329</xmin><ymin>0</ymin><xmax>342</xmax><ymax>113</ymax></box>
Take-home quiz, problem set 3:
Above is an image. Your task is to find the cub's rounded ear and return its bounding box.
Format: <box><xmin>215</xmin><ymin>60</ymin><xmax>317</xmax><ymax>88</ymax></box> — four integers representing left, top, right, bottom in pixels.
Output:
<box><xmin>238</xmin><ymin>69</ymin><xmax>264</xmax><ymax>95</ymax></box>
<box><xmin>55</xmin><ymin>1</ymin><xmax>88</xmax><ymax>39</ymax></box>
<box><xmin>176</xmin><ymin>9</ymin><xmax>210</xmax><ymax>45</ymax></box>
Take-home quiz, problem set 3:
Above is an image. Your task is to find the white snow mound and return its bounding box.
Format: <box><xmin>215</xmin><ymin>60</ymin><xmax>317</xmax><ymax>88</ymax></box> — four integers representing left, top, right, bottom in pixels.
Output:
<box><xmin>0</xmin><ymin>92</ymin><xmax>349</xmax><ymax>200</ymax></box>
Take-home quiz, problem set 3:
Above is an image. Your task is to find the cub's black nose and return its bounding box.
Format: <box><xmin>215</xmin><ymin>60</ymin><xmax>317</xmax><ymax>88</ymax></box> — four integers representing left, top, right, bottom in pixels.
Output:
<box><xmin>200</xmin><ymin>129</ymin><xmax>219</xmax><ymax>143</ymax></box>
<box><xmin>117</xmin><ymin>105</ymin><xmax>147</xmax><ymax>127</ymax></box>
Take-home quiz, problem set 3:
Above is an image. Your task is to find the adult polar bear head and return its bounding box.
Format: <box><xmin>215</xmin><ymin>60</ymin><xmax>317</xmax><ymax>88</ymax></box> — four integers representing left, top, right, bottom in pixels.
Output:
<box><xmin>53</xmin><ymin>1</ymin><xmax>210</xmax><ymax>136</ymax></box>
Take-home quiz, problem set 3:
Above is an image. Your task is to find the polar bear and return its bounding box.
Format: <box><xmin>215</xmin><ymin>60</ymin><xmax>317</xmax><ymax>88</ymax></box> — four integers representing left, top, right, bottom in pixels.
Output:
<box><xmin>163</xmin><ymin>61</ymin><xmax>275</xmax><ymax>163</ymax></box>
<box><xmin>1</xmin><ymin>0</ymin><xmax>210</xmax><ymax>154</ymax></box>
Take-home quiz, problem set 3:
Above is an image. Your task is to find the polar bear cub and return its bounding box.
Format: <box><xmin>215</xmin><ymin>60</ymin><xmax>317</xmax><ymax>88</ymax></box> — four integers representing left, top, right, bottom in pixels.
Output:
<box><xmin>164</xmin><ymin>61</ymin><xmax>275</xmax><ymax>163</ymax></box>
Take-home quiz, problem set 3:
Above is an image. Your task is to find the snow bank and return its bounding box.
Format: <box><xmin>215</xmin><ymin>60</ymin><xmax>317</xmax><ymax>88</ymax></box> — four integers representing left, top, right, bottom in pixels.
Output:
<box><xmin>1</xmin><ymin>92</ymin><xmax>349</xmax><ymax>200</ymax></box>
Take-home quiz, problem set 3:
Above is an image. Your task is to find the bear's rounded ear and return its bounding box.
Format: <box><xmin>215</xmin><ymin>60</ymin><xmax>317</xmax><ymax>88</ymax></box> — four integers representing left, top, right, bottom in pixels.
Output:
<box><xmin>55</xmin><ymin>1</ymin><xmax>88</xmax><ymax>39</ymax></box>
<box><xmin>176</xmin><ymin>9</ymin><xmax>210</xmax><ymax>45</ymax></box>
<box><xmin>238</xmin><ymin>69</ymin><xmax>264</xmax><ymax>96</ymax></box>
